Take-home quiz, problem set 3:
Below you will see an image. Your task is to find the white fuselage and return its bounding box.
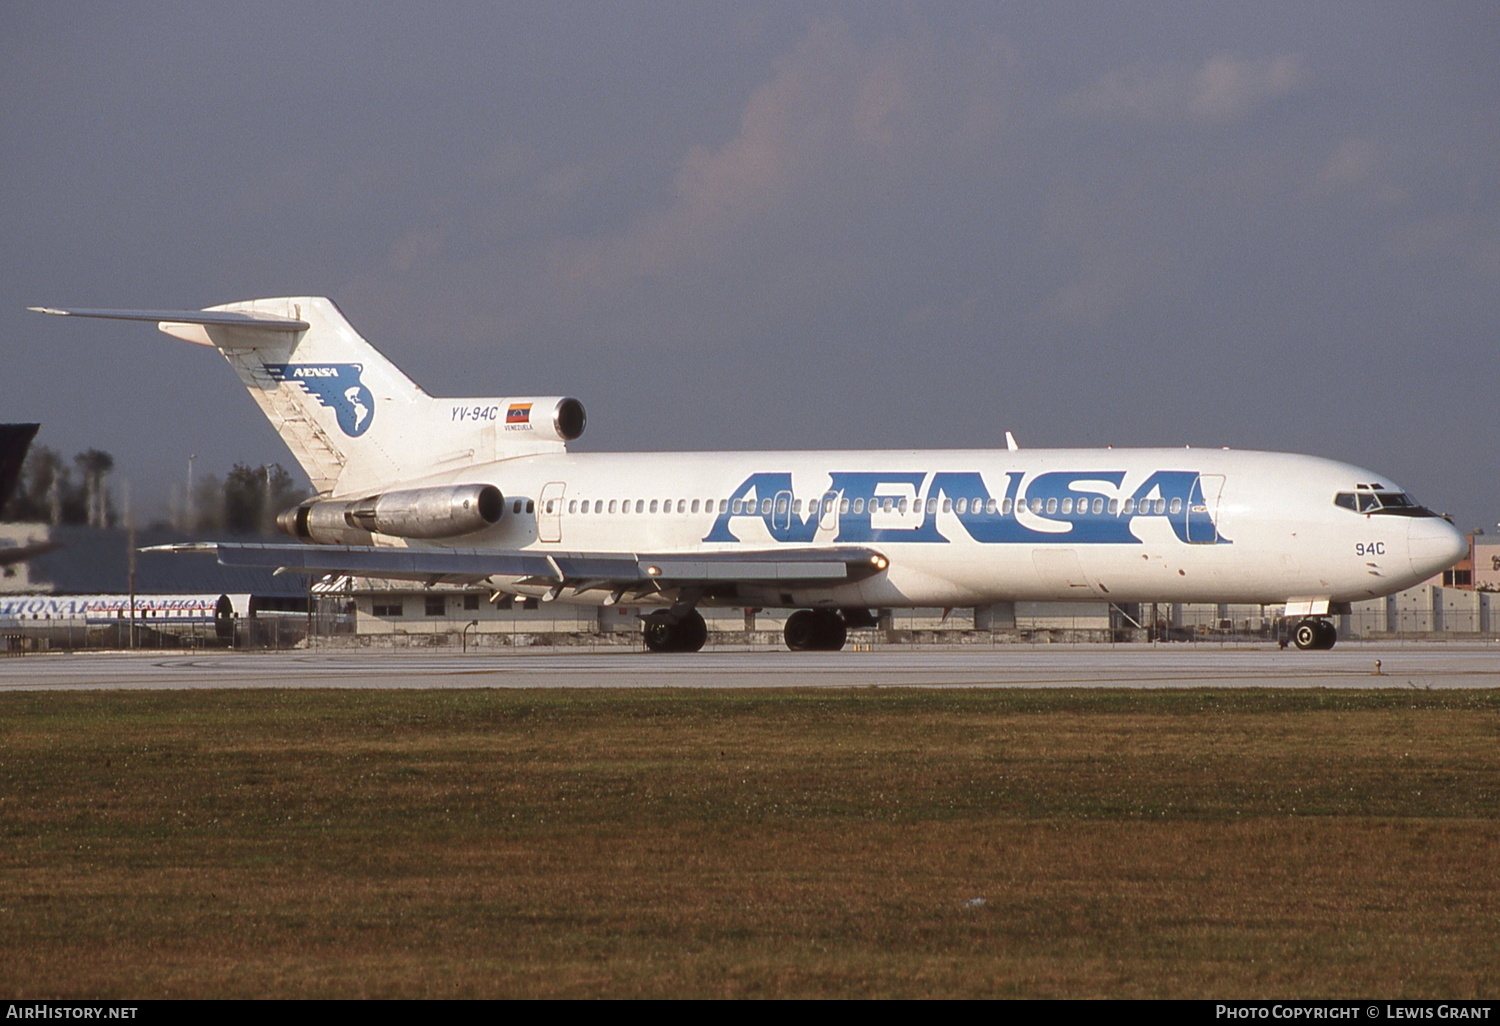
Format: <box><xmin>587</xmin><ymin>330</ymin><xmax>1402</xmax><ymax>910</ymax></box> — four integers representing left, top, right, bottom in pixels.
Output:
<box><xmin>380</xmin><ymin>446</ymin><xmax>1466</xmax><ymax>611</ymax></box>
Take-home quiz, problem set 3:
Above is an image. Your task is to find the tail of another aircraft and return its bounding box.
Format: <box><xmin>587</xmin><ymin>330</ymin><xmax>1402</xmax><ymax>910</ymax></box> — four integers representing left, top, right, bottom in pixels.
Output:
<box><xmin>32</xmin><ymin>297</ymin><xmax>585</xmax><ymax>498</ymax></box>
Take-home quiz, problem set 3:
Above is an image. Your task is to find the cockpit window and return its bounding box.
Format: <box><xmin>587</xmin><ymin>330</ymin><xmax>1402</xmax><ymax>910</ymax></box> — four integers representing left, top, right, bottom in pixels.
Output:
<box><xmin>1333</xmin><ymin>490</ymin><xmax>1435</xmax><ymax>517</ymax></box>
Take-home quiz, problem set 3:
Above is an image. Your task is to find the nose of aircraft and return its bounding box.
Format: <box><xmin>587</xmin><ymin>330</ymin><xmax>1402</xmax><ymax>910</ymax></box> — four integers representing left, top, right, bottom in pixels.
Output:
<box><xmin>1408</xmin><ymin>517</ymin><xmax>1469</xmax><ymax>579</ymax></box>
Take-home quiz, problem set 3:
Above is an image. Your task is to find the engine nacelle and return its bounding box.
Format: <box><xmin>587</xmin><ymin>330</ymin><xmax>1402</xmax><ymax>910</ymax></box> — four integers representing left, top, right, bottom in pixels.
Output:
<box><xmin>498</xmin><ymin>396</ymin><xmax>586</xmax><ymax>442</ymax></box>
<box><xmin>279</xmin><ymin>484</ymin><xmax>505</xmax><ymax>544</ymax></box>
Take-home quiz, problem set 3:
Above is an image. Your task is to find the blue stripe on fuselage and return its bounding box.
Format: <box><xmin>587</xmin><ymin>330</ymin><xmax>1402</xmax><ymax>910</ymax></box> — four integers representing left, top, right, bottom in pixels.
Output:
<box><xmin>701</xmin><ymin>470</ymin><xmax>1229</xmax><ymax>545</ymax></box>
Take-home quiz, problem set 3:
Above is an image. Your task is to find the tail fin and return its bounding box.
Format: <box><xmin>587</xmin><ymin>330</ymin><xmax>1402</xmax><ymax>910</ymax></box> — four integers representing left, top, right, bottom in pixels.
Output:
<box><xmin>33</xmin><ymin>298</ymin><xmax>583</xmax><ymax>498</ymax></box>
<box><xmin>181</xmin><ymin>297</ymin><xmax>427</xmax><ymax>495</ymax></box>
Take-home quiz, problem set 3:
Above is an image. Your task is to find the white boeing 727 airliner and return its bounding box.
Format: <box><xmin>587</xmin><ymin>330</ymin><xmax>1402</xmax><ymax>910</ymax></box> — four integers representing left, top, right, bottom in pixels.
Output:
<box><xmin>32</xmin><ymin>297</ymin><xmax>1467</xmax><ymax>652</ymax></box>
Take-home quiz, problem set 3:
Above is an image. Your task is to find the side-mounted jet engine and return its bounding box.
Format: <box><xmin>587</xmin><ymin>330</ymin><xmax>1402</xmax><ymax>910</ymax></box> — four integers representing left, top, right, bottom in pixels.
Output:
<box><xmin>278</xmin><ymin>483</ymin><xmax>505</xmax><ymax>544</ymax></box>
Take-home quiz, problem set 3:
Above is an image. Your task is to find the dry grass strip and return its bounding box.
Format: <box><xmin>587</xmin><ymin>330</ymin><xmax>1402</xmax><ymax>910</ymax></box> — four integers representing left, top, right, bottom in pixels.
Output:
<box><xmin>1</xmin><ymin>687</ymin><xmax>1496</xmax><ymax>997</ymax></box>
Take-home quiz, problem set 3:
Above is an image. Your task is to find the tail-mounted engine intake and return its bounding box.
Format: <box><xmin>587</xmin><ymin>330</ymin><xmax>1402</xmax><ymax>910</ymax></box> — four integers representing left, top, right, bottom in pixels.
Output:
<box><xmin>505</xmin><ymin>396</ymin><xmax>586</xmax><ymax>442</ymax></box>
<box><xmin>279</xmin><ymin>484</ymin><xmax>504</xmax><ymax>544</ymax></box>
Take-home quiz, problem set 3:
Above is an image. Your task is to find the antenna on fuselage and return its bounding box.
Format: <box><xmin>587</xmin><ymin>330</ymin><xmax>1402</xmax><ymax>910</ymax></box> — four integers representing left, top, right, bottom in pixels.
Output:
<box><xmin>1005</xmin><ymin>431</ymin><xmax>1020</xmax><ymax>452</ymax></box>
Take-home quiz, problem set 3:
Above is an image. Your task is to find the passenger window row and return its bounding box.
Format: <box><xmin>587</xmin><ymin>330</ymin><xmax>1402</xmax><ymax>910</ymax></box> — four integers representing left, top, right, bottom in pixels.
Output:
<box><xmin>562</xmin><ymin>497</ymin><xmax>729</xmax><ymax>515</ymax></box>
<box><xmin>550</xmin><ymin>494</ymin><xmax>1184</xmax><ymax>517</ymax></box>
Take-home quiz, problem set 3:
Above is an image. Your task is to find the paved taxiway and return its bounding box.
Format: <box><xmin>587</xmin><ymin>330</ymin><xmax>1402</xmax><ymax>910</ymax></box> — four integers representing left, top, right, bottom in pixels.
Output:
<box><xmin>0</xmin><ymin>643</ymin><xmax>1494</xmax><ymax>690</ymax></box>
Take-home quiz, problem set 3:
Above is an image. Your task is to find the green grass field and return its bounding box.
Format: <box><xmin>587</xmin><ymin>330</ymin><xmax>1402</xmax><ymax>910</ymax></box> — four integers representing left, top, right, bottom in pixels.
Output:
<box><xmin>2</xmin><ymin>688</ymin><xmax>1497</xmax><ymax>998</ymax></box>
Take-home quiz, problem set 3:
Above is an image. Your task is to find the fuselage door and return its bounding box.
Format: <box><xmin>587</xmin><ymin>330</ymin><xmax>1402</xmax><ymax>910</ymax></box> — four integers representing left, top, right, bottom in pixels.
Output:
<box><xmin>538</xmin><ymin>481</ymin><xmax>565</xmax><ymax>543</ymax></box>
<box><xmin>1186</xmin><ymin>474</ymin><xmax>1226</xmax><ymax>544</ymax></box>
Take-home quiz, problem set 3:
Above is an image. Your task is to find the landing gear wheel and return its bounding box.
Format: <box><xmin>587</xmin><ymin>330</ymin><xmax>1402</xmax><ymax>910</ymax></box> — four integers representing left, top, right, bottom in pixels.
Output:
<box><xmin>818</xmin><ymin>613</ymin><xmax>847</xmax><ymax>652</ymax></box>
<box><xmin>676</xmin><ymin>609</ymin><xmax>708</xmax><ymax>652</ymax></box>
<box><xmin>783</xmin><ymin>610</ymin><xmax>819</xmax><ymax>651</ymax></box>
<box><xmin>1292</xmin><ymin>618</ymin><xmax>1337</xmax><ymax>651</ymax></box>
<box><xmin>783</xmin><ymin>610</ymin><xmax>847</xmax><ymax>651</ymax></box>
<box><xmin>643</xmin><ymin>621</ymin><xmax>674</xmax><ymax>652</ymax></box>
<box><xmin>643</xmin><ymin>609</ymin><xmax>708</xmax><ymax>653</ymax></box>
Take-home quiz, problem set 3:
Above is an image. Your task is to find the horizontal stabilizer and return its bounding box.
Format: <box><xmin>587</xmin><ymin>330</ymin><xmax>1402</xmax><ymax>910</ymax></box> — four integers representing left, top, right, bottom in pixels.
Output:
<box><xmin>29</xmin><ymin>307</ymin><xmax>309</xmax><ymax>331</ymax></box>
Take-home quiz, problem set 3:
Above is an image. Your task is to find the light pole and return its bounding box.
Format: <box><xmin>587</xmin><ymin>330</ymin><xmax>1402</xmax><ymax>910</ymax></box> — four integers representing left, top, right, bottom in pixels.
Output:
<box><xmin>185</xmin><ymin>454</ymin><xmax>196</xmax><ymax>530</ymax></box>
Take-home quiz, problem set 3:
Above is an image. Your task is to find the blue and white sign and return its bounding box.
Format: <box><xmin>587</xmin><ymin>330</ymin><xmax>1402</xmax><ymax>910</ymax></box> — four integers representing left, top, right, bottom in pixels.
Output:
<box><xmin>265</xmin><ymin>363</ymin><xmax>374</xmax><ymax>437</ymax></box>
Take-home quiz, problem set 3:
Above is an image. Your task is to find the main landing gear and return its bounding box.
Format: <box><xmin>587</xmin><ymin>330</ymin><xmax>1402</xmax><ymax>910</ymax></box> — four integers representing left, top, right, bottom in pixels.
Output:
<box><xmin>643</xmin><ymin>609</ymin><xmax>708</xmax><ymax>653</ymax></box>
<box><xmin>1287</xmin><ymin>617</ymin><xmax>1337</xmax><ymax>651</ymax></box>
<box><xmin>642</xmin><ymin>607</ymin><xmax>872</xmax><ymax>653</ymax></box>
<box><xmin>783</xmin><ymin>609</ymin><xmax>848</xmax><ymax>652</ymax></box>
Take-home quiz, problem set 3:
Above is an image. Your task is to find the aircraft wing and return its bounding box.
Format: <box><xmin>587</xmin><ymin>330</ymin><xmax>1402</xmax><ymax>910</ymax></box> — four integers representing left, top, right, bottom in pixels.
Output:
<box><xmin>144</xmin><ymin>542</ymin><xmax>888</xmax><ymax>595</ymax></box>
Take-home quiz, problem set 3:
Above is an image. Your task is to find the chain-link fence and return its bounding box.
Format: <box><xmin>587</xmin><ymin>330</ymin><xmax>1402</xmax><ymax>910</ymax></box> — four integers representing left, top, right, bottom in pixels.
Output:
<box><xmin>4</xmin><ymin>587</ymin><xmax>1495</xmax><ymax>653</ymax></box>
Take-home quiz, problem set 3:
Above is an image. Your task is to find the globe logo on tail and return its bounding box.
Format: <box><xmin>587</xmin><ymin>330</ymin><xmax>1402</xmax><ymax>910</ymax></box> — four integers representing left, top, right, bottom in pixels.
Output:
<box><xmin>264</xmin><ymin>363</ymin><xmax>375</xmax><ymax>437</ymax></box>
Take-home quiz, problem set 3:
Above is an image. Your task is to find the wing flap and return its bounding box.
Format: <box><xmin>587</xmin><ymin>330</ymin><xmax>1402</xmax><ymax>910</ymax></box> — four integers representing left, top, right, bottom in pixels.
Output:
<box><xmin>637</xmin><ymin>556</ymin><xmax>853</xmax><ymax>581</ymax></box>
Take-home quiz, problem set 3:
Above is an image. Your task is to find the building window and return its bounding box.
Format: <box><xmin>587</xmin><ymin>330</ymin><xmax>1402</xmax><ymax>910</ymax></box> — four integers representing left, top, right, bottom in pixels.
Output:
<box><xmin>1443</xmin><ymin>569</ymin><xmax>1473</xmax><ymax>587</ymax></box>
<box><xmin>464</xmin><ymin>595</ymin><xmax>480</xmax><ymax>611</ymax></box>
<box><xmin>425</xmin><ymin>596</ymin><xmax>445</xmax><ymax>616</ymax></box>
<box><xmin>373</xmin><ymin>601</ymin><xmax>403</xmax><ymax>617</ymax></box>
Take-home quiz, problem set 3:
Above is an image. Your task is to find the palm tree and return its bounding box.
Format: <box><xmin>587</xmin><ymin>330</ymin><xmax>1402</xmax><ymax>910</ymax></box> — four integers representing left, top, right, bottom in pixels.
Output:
<box><xmin>73</xmin><ymin>449</ymin><xmax>114</xmax><ymax>527</ymax></box>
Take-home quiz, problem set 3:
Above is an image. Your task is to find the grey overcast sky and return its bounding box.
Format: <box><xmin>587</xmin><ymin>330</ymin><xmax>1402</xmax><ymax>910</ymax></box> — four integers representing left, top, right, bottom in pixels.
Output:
<box><xmin>3</xmin><ymin>2</ymin><xmax>1497</xmax><ymax>530</ymax></box>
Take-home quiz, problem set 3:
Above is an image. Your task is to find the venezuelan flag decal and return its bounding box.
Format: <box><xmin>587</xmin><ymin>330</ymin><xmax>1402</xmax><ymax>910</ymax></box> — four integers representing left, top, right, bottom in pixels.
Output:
<box><xmin>506</xmin><ymin>402</ymin><xmax>533</xmax><ymax>425</ymax></box>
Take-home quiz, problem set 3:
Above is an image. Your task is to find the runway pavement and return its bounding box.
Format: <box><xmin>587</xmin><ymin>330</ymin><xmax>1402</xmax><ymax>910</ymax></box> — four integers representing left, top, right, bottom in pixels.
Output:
<box><xmin>0</xmin><ymin>642</ymin><xmax>1495</xmax><ymax>690</ymax></box>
